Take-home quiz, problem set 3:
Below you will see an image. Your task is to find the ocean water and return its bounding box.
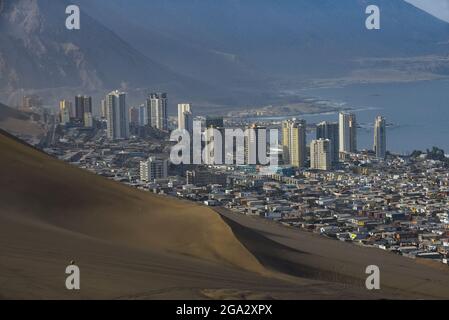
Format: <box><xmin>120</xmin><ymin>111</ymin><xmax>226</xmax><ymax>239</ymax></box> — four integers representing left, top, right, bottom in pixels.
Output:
<box><xmin>298</xmin><ymin>79</ymin><xmax>449</xmax><ymax>154</ymax></box>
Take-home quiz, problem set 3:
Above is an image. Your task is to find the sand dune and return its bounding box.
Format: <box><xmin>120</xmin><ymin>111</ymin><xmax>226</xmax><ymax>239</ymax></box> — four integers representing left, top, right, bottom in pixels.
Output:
<box><xmin>0</xmin><ymin>129</ymin><xmax>264</xmax><ymax>272</ymax></box>
<box><xmin>1</xmin><ymin>130</ymin><xmax>449</xmax><ymax>300</ymax></box>
<box><xmin>1</xmin><ymin>129</ymin><xmax>289</xmax><ymax>299</ymax></box>
<box><xmin>217</xmin><ymin>208</ymin><xmax>449</xmax><ymax>299</ymax></box>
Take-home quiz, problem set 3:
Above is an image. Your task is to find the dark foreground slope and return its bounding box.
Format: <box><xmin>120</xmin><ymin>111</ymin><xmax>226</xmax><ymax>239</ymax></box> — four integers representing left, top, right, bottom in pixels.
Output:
<box><xmin>0</xmin><ymin>130</ymin><xmax>267</xmax><ymax>299</ymax></box>
<box><xmin>1</xmin><ymin>130</ymin><xmax>449</xmax><ymax>299</ymax></box>
<box><xmin>217</xmin><ymin>208</ymin><xmax>449</xmax><ymax>299</ymax></box>
<box><xmin>0</xmin><ymin>130</ymin><xmax>379</xmax><ymax>300</ymax></box>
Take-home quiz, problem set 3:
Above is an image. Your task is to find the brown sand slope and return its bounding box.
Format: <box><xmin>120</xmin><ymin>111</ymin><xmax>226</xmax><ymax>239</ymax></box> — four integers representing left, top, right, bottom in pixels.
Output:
<box><xmin>0</xmin><ymin>130</ymin><xmax>265</xmax><ymax>292</ymax></box>
<box><xmin>216</xmin><ymin>208</ymin><xmax>449</xmax><ymax>299</ymax></box>
<box><xmin>0</xmin><ymin>130</ymin><xmax>385</xmax><ymax>300</ymax></box>
<box><xmin>1</xmin><ymin>130</ymin><xmax>449</xmax><ymax>299</ymax></box>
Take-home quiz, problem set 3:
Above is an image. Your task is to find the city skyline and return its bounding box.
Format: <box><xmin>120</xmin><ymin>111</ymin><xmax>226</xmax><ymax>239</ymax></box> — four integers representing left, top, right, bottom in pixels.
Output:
<box><xmin>58</xmin><ymin>90</ymin><xmax>393</xmax><ymax>167</ymax></box>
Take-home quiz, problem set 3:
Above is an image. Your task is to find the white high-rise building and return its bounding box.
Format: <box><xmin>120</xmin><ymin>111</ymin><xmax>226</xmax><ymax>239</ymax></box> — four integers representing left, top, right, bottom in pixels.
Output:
<box><xmin>204</xmin><ymin>126</ymin><xmax>226</xmax><ymax>165</ymax></box>
<box><xmin>84</xmin><ymin>112</ymin><xmax>93</xmax><ymax>128</ymax></box>
<box><xmin>310</xmin><ymin>139</ymin><xmax>332</xmax><ymax>171</ymax></box>
<box><xmin>138</xmin><ymin>104</ymin><xmax>148</xmax><ymax>126</ymax></box>
<box><xmin>244</xmin><ymin>124</ymin><xmax>267</xmax><ymax>165</ymax></box>
<box><xmin>177</xmin><ymin>103</ymin><xmax>193</xmax><ymax>133</ymax></box>
<box><xmin>106</xmin><ymin>90</ymin><xmax>129</xmax><ymax>140</ymax></box>
<box><xmin>140</xmin><ymin>157</ymin><xmax>168</xmax><ymax>182</ymax></box>
<box><xmin>282</xmin><ymin>119</ymin><xmax>307</xmax><ymax>168</ymax></box>
<box><xmin>316</xmin><ymin>121</ymin><xmax>339</xmax><ymax>163</ymax></box>
<box><xmin>59</xmin><ymin>100</ymin><xmax>72</xmax><ymax>125</ymax></box>
<box><xmin>374</xmin><ymin>116</ymin><xmax>387</xmax><ymax>159</ymax></box>
<box><xmin>148</xmin><ymin>93</ymin><xmax>168</xmax><ymax>131</ymax></box>
<box><xmin>339</xmin><ymin>112</ymin><xmax>357</xmax><ymax>154</ymax></box>
<box><xmin>100</xmin><ymin>99</ymin><xmax>107</xmax><ymax>119</ymax></box>
<box><xmin>129</xmin><ymin>106</ymin><xmax>140</xmax><ymax>125</ymax></box>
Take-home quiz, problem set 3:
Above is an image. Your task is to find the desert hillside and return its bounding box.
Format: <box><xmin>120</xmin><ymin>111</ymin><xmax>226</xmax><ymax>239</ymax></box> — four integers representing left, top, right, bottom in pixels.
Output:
<box><xmin>0</xmin><ymin>129</ymin><xmax>265</xmax><ymax>271</ymax></box>
<box><xmin>0</xmin><ymin>129</ymin><xmax>273</xmax><ymax>299</ymax></box>
<box><xmin>0</xmin><ymin>129</ymin><xmax>361</xmax><ymax>299</ymax></box>
<box><xmin>217</xmin><ymin>208</ymin><xmax>449</xmax><ymax>299</ymax></box>
<box><xmin>2</xmin><ymin>130</ymin><xmax>449</xmax><ymax>300</ymax></box>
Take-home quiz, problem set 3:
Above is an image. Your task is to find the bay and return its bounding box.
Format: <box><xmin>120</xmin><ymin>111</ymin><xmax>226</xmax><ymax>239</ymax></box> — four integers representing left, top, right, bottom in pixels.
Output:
<box><xmin>299</xmin><ymin>79</ymin><xmax>449</xmax><ymax>154</ymax></box>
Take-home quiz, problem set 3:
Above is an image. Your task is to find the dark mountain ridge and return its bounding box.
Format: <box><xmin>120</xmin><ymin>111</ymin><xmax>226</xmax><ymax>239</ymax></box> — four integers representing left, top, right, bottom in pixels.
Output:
<box><xmin>1</xmin><ymin>0</ymin><xmax>449</xmax><ymax>110</ymax></box>
<box><xmin>0</xmin><ymin>0</ymin><xmax>215</xmax><ymax>107</ymax></box>
<box><xmin>78</xmin><ymin>0</ymin><xmax>449</xmax><ymax>78</ymax></box>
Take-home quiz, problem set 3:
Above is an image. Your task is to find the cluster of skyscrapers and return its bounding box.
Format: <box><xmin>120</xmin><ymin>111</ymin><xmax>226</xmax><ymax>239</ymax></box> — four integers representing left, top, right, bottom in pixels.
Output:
<box><xmin>173</xmin><ymin>105</ymin><xmax>387</xmax><ymax>169</ymax></box>
<box><xmin>59</xmin><ymin>91</ymin><xmax>387</xmax><ymax>171</ymax></box>
<box><xmin>58</xmin><ymin>95</ymin><xmax>93</xmax><ymax>127</ymax></box>
<box><xmin>59</xmin><ymin>91</ymin><xmax>171</xmax><ymax>140</ymax></box>
<box><xmin>282</xmin><ymin>112</ymin><xmax>387</xmax><ymax>171</ymax></box>
<box><xmin>137</xmin><ymin>102</ymin><xmax>193</xmax><ymax>182</ymax></box>
<box><xmin>200</xmin><ymin>114</ymin><xmax>270</xmax><ymax>166</ymax></box>
<box><xmin>104</xmin><ymin>91</ymin><xmax>169</xmax><ymax>140</ymax></box>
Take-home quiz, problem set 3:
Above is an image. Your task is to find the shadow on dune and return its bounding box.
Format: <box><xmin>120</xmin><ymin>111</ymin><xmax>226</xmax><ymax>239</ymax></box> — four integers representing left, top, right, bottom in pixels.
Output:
<box><xmin>221</xmin><ymin>215</ymin><xmax>362</xmax><ymax>286</ymax></box>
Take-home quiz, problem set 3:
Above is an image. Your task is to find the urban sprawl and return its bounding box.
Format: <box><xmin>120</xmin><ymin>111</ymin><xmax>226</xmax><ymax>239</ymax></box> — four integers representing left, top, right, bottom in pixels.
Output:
<box><xmin>17</xmin><ymin>91</ymin><xmax>449</xmax><ymax>267</ymax></box>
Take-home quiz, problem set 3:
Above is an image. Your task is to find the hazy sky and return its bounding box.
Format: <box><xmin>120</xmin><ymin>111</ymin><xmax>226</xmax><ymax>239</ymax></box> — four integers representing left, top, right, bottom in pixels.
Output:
<box><xmin>406</xmin><ymin>0</ymin><xmax>449</xmax><ymax>22</ymax></box>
